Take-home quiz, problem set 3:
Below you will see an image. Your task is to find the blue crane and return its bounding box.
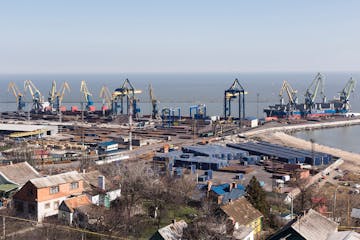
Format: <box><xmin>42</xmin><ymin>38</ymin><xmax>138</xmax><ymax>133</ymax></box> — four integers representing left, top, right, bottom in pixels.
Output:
<box><xmin>112</xmin><ymin>79</ymin><xmax>142</xmax><ymax>117</ymax></box>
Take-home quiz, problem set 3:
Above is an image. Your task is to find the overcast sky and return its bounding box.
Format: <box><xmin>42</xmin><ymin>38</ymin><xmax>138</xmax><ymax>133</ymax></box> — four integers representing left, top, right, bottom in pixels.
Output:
<box><xmin>1</xmin><ymin>1</ymin><xmax>359</xmax><ymax>73</ymax></box>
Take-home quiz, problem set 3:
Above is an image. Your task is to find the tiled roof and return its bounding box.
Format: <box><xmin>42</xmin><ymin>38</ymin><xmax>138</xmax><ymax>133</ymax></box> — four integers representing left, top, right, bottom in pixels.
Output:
<box><xmin>30</xmin><ymin>171</ymin><xmax>81</xmax><ymax>188</ymax></box>
<box><xmin>220</xmin><ymin>197</ymin><xmax>263</xmax><ymax>226</ymax></box>
<box><xmin>151</xmin><ymin>220</ymin><xmax>188</xmax><ymax>240</ymax></box>
<box><xmin>0</xmin><ymin>162</ymin><xmax>40</xmax><ymax>186</ymax></box>
<box><xmin>221</xmin><ymin>188</ymin><xmax>245</xmax><ymax>204</ymax></box>
<box><xmin>64</xmin><ymin>195</ymin><xmax>92</xmax><ymax>213</ymax></box>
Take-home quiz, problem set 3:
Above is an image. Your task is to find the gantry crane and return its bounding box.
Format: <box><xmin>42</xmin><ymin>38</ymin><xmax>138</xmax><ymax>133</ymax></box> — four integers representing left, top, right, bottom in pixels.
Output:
<box><xmin>224</xmin><ymin>78</ymin><xmax>247</xmax><ymax>126</ymax></box>
<box><xmin>161</xmin><ymin>107</ymin><xmax>181</xmax><ymax>127</ymax></box>
<box><xmin>190</xmin><ymin>104</ymin><xmax>207</xmax><ymax>119</ymax></box>
<box><xmin>148</xmin><ymin>84</ymin><xmax>159</xmax><ymax>119</ymax></box>
<box><xmin>80</xmin><ymin>80</ymin><xmax>94</xmax><ymax>111</ymax></box>
<box><xmin>112</xmin><ymin>79</ymin><xmax>142</xmax><ymax>117</ymax></box>
<box><xmin>8</xmin><ymin>82</ymin><xmax>25</xmax><ymax>111</ymax></box>
<box><xmin>304</xmin><ymin>73</ymin><xmax>326</xmax><ymax>112</ymax></box>
<box><xmin>99</xmin><ymin>85</ymin><xmax>113</xmax><ymax>114</ymax></box>
<box><xmin>54</xmin><ymin>81</ymin><xmax>70</xmax><ymax>112</ymax></box>
<box><xmin>24</xmin><ymin>80</ymin><xmax>43</xmax><ymax>112</ymax></box>
<box><xmin>338</xmin><ymin>77</ymin><xmax>356</xmax><ymax>111</ymax></box>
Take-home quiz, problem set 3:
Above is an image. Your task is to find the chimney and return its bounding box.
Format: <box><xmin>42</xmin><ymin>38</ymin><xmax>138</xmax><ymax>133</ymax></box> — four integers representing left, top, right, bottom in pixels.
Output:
<box><xmin>207</xmin><ymin>181</ymin><xmax>213</xmax><ymax>192</ymax></box>
<box><xmin>98</xmin><ymin>175</ymin><xmax>105</xmax><ymax>190</ymax></box>
<box><xmin>82</xmin><ymin>169</ymin><xmax>86</xmax><ymax>174</ymax></box>
<box><xmin>171</xmin><ymin>219</ymin><xmax>176</xmax><ymax>224</ymax></box>
<box><xmin>231</xmin><ymin>182</ymin><xmax>237</xmax><ymax>191</ymax></box>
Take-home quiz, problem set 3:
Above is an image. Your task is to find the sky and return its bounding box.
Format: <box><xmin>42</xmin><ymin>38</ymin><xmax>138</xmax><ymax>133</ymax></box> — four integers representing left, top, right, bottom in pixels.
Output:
<box><xmin>0</xmin><ymin>1</ymin><xmax>360</xmax><ymax>73</ymax></box>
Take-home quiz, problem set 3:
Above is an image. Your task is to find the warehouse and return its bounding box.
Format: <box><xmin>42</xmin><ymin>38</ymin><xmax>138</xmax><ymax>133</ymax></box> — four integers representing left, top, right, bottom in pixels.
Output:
<box><xmin>0</xmin><ymin>123</ymin><xmax>58</xmax><ymax>139</ymax></box>
<box><xmin>227</xmin><ymin>141</ymin><xmax>332</xmax><ymax>166</ymax></box>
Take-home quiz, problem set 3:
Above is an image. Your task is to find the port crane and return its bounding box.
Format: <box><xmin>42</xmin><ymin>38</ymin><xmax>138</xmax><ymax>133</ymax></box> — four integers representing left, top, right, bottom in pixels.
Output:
<box><xmin>54</xmin><ymin>81</ymin><xmax>70</xmax><ymax>112</ymax></box>
<box><xmin>224</xmin><ymin>78</ymin><xmax>247</xmax><ymax>126</ymax></box>
<box><xmin>304</xmin><ymin>73</ymin><xmax>326</xmax><ymax>111</ymax></box>
<box><xmin>161</xmin><ymin>107</ymin><xmax>181</xmax><ymax>127</ymax></box>
<box><xmin>99</xmin><ymin>85</ymin><xmax>113</xmax><ymax>114</ymax></box>
<box><xmin>279</xmin><ymin>80</ymin><xmax>298</xmax><ymax>106</ymax></box>
<box><xmin>80</xmin><ymin>80</ymin><xmax>94</xmax><ymax>111</ymax></box>
<box><xmin>148</xmin><ymin>84</ymin><xmax>159</xmax><ymax>119</ymax></box>
<box><xmin>48</xmin><ymin>80</ymin><xmax>57</xmax><ymax>110</ymax></box>
<box><xmin>8</xmin><ymin>82</ymin><xmax>25</xmax><ymax>111</ymax></box>
<box><xmin>24</xmin><ymin>80</ymin><xmax>43</xmax><ymax>112</ymax></box>
<box><xmin>338</xmin><ymin>77</ymin><xmax>356</xmax><ymax>111</ymax></box>
<box><xmin>112</xmin><ymin>79</ymin><xmax>142</xmax><ymax>117</ymax></box>
<box><xmin>190</xmin><ymin>104</ymin><xmax>207</xmax><ymax>119</ymax></box>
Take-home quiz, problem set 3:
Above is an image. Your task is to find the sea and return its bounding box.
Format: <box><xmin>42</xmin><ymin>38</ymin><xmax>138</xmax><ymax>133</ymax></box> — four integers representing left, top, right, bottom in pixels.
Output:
<box><xmin>0</xmin><ymin>72</ymin><xmax>359</xmax><ymax>151</ymax></box>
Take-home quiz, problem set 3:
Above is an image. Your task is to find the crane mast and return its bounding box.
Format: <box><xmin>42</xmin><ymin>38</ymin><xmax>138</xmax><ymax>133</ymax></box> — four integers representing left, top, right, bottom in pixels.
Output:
<box><xmin>149</xmin><ymin>84</ymin><xmax>159</xmax><ymax>119</ymax></box>
<box><xmin>339</xmin><ymin>77</ymin><xmax>356</xmax><ymax>111</ymax></box>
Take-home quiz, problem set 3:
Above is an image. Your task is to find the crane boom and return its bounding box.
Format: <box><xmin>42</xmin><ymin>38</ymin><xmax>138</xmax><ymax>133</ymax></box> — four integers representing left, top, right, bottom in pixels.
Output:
<box><xmin>8</xmin><ymin>82</ymin><xmax>25</xmax><ymax>111</ymax></box>
<box><xmin>24</xmin><ymin>80</ymin><xmax>43</xmax><ymax>112</ymax></box>
<box><xmin>279</xmin><ymin>80</ymin><xmax>297</xmax><ymax>105</ymax></box>
<box><xmin>304</xmin><ymin>73</ymin><xmax>326</xmax><ymax>109</ymax></box>
<box><xmin>80</xmin><ymin>80</ymin><xmax>94</xmax><ymax>110</ymax></box>
<box><xmin>99</xmin><ymin>85</ymin><xmax>112</xmax><ymax>106</ymax></box>
<box><xmin>149</xmin><ymin>84</ymin><xmax>159</xmax><ymax>119</ymax></box>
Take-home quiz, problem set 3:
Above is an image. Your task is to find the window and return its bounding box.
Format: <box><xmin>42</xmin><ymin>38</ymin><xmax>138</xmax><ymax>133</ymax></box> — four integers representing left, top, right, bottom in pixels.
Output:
<box><xmin>45</xmin><ymin>203</ymin><xmax>50</xmax><ymax>209</ymax></box>
<box><xmin>70</xmin><ymin>182</ymin><xmax>79</xmax><ymax>189</ymax></box>
<box><xmin>50</xmin><ymin>186</ymin><xmax>59</xmax><ymax>194</ymax></box>
<box><xmin>54</xmin><ymin>201</ymin><xmax>59</xmax><ymax>210</ymax></box>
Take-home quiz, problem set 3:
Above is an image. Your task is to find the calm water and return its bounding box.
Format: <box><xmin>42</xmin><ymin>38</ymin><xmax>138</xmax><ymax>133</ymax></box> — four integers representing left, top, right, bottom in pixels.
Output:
<box><xmin>293</xmin><ymin>125</ymin><xmax>360</xmax><ymax>153</ymax></box>
<box><xmin>1</xmin><ymin>72</ymin><xmax>359</xmax><ymax>117</ymax></box>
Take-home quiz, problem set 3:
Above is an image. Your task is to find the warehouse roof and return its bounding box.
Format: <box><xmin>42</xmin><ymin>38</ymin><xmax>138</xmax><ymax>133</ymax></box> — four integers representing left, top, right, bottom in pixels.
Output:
<box><xmin>30</xmin><ymin>171</ymin><xmax>81</xmax><ymax>188</ymax></box>
<box><xmin>0</xmin><ymin>162</ymin><xmax>40</xmax><ymax>186</ymax></box>
<box><xmin>0</xmin><ymin>123</ymin><xmax>56</xmax><ymax>132</ymax></box>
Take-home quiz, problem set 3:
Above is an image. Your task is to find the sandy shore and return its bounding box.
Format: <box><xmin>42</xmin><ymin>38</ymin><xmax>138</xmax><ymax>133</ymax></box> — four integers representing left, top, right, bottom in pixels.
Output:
<box><xmin>257</xmin><ymin>131</ymin><xmax>360</xmax><ymax>171</ymax></box>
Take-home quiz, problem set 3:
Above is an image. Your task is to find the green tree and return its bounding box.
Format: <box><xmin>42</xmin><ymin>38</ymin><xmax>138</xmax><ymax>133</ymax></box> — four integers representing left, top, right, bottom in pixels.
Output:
<box><xmin>245</xmin><ymin>176</ymin><xmax>269</xmax><ymax>216</ymax></box>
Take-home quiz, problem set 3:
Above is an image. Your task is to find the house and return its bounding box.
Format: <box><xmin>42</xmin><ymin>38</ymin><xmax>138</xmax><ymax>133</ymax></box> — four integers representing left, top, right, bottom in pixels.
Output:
<box><xmin>327</xmin><ymin>231</ymin><xmax>360</xmax><ymax>240</ymax></box>
<box><xmin>12</xmin><ymin>171</ymin><xmax>83</xmax><ymax>221</ymax></box>
<box><xmin>72</xmin><ymin>204</ymin><xmax>106</xmax><ymax>230</ymax></box>
<box><xmin>150</xmin><ymin>220</ymin><xmax>188</xmax><ymax>240</ymax></box>
<box><xmin>220</xmin><ymin>197</ymin><xmax>263</xmax><ymax>237</ymax></box>
<box><xmin>0</xmin><ymin>161</ymin><xmax>40</xmax><ymax>199</ymax></box>
<box><xmin>81</xmin><ymin>170</ymin><xmax>121</xmax><ymax>207</ymax></box>
<box><xmin>268</xmin><ymin>209</ymin><xmax>338</xmax><ymax>240</ymax></box>
<box><xmin>58</xmin><ymin>195</ymin><xmax>92</xmax><ymax>225</ymax></box>
<box><xmin>208</xmin><ymin>182</ymin><xmax>245</xmax><ymax>205</ymax></box>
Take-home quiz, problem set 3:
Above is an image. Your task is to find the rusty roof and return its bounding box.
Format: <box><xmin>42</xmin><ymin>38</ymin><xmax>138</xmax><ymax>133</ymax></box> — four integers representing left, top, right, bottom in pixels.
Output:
<box><xmin>220</xmin><ymin>197</ymin><xmax>263</xmax><ymax>226</ymax></box>
<box><xmin>30</xmin><ymin>171</ymin><xmax>82</xmax><ymax>188</ymax></box>
<box><xmin>0</xmin><ymin>162</ymin><xmax>40</xmax><ymax>186</ymax></box>
<box><xmin>64</xmin><ymin>195</ymin><xmax>92</xmax><ymax>213</ymax></box>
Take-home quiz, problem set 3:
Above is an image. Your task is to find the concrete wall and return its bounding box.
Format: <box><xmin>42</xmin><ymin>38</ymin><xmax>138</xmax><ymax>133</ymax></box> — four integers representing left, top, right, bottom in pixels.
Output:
<box><xmin>37</xmin><ymin>197</ymin><xmax>67</xmax><ymax>221</ymax></box>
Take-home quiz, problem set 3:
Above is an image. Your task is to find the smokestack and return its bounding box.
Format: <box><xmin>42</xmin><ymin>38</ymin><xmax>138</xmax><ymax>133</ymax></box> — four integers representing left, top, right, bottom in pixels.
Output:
<box><xmin>98</xmin><ymin>175</ymin><xmax>105</xmax><ymax>190</ymax></box>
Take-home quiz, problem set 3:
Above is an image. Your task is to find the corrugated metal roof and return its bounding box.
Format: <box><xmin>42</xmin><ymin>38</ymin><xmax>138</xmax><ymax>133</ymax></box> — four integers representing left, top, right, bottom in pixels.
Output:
<box><xmin>221</xmin><ymin>197</ymin><xmax>263</xmax><ymax>226</ymax></box>
<box><xmin>327</xmin><ymin>231</ymin><xmax>360</xmax><ymax>240</ymax></box>
<box><xmin>30</xmin><ymin>171</ymin><xmax>81</xmax><ymax>188</ymax></box>
<box><xmin>63</xmin><ymin>195</ymin><xmax>92</xmax><ymax>213</ymax></box>
<box><xmin>291</xmin><ymin>209</ymin><xmax>338</xmax><ymax>240</ymax></box>
<box><xmin>0</xmin><ymin>162</ymin><xmax>40</xmax><ymax>186</ymax></box>
<box><xmin>0</xmin><ymin>123</ymin><xmax>57</xmax><ymax>132</ymax></box>
<box><xmin>155</xmin><ymin>220</ymin><xmax>188</xmax><ymax>240</ymax></box>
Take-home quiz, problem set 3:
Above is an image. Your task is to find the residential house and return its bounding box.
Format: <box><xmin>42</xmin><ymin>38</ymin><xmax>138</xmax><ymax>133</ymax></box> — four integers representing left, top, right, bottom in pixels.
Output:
<box><xmin>81</xmin><ymin>170</ymin><xmax>121</xmax><ymax>207</ymax></box>
<box><xmin>327</xmin><ymin>231</ymin><xmax>360</xmax><ymax>240</ymax></box>
<box><xmin>220</xmin><ymin>197</ymin><xmax>263</xmax><ymax>238</ymax></box>
<box><xmin>58</xmin><ymin>194</ymin><xmax>92</xmax><ymax>225</ymax></box>
<box><xmin>208</xmin><ymin>182</ymin><xmax>245</xmax><ymax>205</ymax></box>
<box><xmin>268</xmin><ymin>209</ymin><xmax>338</xmax><ymax>240</ymax></box>
<box><xmin>150</xmin><ymin>220</ymin><xmax>188</xmax><ymax>240</ymax></box>
<box><xmin>0</xmin><ymin>161</ymin><xmax>40</xmax><ymax>199</ymax></box>
<box><xmin>12</xmin><ymin>171</ymin><xmax>83</xmax><ymax>221</ymax></box>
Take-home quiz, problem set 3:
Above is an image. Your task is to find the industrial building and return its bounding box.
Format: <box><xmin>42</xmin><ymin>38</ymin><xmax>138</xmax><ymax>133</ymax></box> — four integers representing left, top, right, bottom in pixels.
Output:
<box><xmin>227</xmin><ymin>141</ymin><xmax>332</xmax><ymax>166</ymax></box>
<box><xmin>0</xmin><ymin>123</ymin><xmax>58</xmax><ymax>139</ymax></box>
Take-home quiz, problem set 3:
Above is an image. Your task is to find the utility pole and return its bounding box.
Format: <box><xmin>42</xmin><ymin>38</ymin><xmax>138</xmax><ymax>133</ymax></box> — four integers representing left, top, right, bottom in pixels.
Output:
<box><xmin>256</xmin><ymin>93</ymin><xmax>260</xmax><ymax>119</ymax></box>
<box><xmin>128</xmin><ymin>96</ymin><xmax>133</xmax><ymax>151</ymax></box>
<box><xmin>3</xmin><ymin>216</ymin><xmax>5</xmax><ymax>239</ymax></box>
